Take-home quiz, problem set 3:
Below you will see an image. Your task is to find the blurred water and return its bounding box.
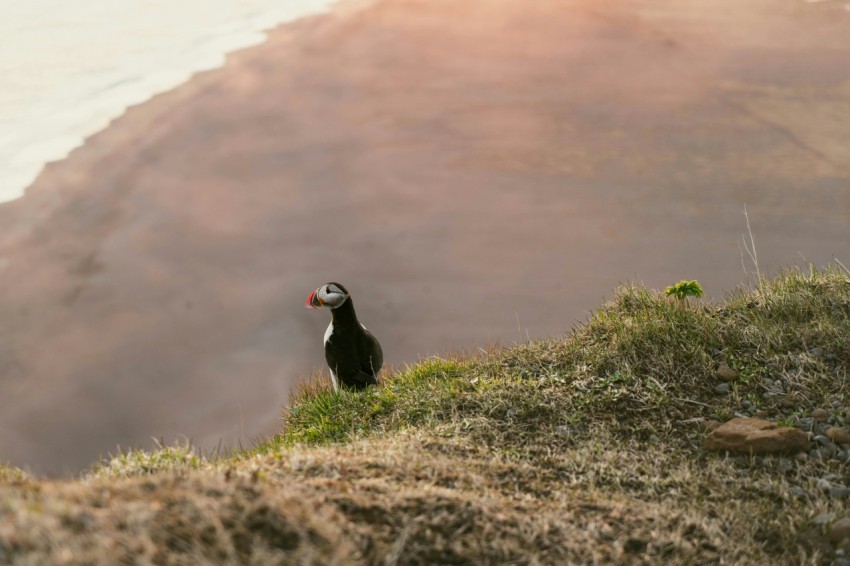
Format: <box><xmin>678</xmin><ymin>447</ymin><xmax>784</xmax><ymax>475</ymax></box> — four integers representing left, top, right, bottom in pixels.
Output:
<box><xmin>0</xmin><ymin>0</ymin><xmax>337</xmax><ymax>203</ymax></box>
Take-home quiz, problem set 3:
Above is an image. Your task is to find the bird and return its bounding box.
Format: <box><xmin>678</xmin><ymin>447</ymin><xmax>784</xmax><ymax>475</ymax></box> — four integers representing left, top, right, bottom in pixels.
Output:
<box><xmin>305</xmin><ymin>282</ymin><xmax>383</xmax><ymax>391</ymax></box>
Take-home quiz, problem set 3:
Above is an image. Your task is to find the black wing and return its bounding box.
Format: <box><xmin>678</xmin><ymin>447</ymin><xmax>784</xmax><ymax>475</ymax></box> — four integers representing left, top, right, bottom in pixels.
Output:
<box><xmin>359</xmin><ymin>329</ymin><xmax>383</xmax><ymax>377</ymax></box>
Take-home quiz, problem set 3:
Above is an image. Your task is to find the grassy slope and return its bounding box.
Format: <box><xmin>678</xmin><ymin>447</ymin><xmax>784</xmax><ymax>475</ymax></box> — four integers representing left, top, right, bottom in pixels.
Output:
<box><xmin>2</xmin><ymin>268</ymin><xmax>850</xmax><ymax>564</ymax></box>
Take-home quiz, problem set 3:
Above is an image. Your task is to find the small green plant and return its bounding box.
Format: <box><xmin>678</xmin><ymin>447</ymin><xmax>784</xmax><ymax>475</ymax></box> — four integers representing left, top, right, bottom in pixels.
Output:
<box><xmin>665</xmin><ymin>280</ymin><xmax>705</xmax><ymax>301</ymax></box>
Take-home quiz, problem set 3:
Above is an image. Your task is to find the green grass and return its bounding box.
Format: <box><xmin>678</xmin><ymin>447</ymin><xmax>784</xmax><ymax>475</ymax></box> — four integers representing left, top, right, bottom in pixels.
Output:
<box><xmin>3</xmin><ymin>266</ymin><xmax>850</xmax><ymax>564</ymax></box>
<box><xmin>0</xmin><ymin>463</ymin><xmax>29</xmax><ymax>484</ymax></box>
<box><xmin>256</xmin><ymin>266</ymin><xmax>850</xmax><ymax>456</ymax></box>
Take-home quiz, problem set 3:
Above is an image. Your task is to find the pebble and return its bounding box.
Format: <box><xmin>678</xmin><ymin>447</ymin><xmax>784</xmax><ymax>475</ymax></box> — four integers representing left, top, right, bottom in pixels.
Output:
<box><xmin>795</xmin><ymin>452</ymin><xmax>809</xmax><ymax>462</ymax></box>
<box><xmin>788</xmin><ymin>486</ymin><xmax>806</xmax><ymax>499</ymax></box>
<box><xmin>777</xmin><ymin>459</ymin><xmax>793</xmax><ymax>473</ymax></box>
<box><xmin>714</xmin><ymin>383</ymin><xmax>730</xmax><ymax>395</ymax></box>
<box><xmin>814</xmin><ymin>513</ymin><xmax>832</xmax><ymax>525</ymax></box>
<box><xmin>833</xmin><ymin>400</ymin><xmax>844</xmax><ymax>409</ymax></box>
<box><xmin>813</xmin><ymin>446</ymin><xmax>835</xmax><ymax>460</ymax></box>
<box><xmin>817</xmin><ymin>478</ymin><xmax>833</xmax><ymax>492</ymax></box>
<box><xmin>811</xmin><ymin>347</ymin><xmax>825</xmax><ymax>358</ymax></box>
<box><xmin>813</xmin><ymin>408</ymin><xmax>829</xmax><ymax>422</ymax></box>
<box><xmin>754</xmin><ymin>410</ymin><xmax>768</xmax><ymax>418</ymax></box>
<box><xmin>832</xmin><ymin>518</ymin><xmax>850</xmax><ymax>543</ymax></box>
<box><xmin>797</xmin><ymin>418</ymin><xmax>814</xmax><ymax>429</ymax></box>
<box><xmin>830</xmin><ymin>487</ymin><xmax>850</xmax><ymax>499</ymax></box>
<box><xmin>827</xmin><ymin>427</ymin><xmax>850</xmax><ymax>445</ymax></box>
<box><xmin>716</xmin><ymin>363</ymin><xmax>739</xmax><ymax>382</ymax></box>
<box><xmin>814</xmin><ymin>435</ymin><xmax>833</xmax><ymax>447</ymax></box>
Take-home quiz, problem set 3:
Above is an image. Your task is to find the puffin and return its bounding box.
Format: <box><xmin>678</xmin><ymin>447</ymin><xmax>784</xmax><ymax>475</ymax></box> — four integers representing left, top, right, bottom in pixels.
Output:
<box><xmin>305</xmin><ymin>282</ymin><xmax>383</xmax><ymax>391</ymax></box>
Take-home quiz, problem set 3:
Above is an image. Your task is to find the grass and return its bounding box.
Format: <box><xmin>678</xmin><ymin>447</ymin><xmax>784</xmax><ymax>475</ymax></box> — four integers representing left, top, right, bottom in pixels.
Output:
<box><xmin>1</xmin><ymin>267</ymin><xmax>850</xmax><ymax>564</ymax></box>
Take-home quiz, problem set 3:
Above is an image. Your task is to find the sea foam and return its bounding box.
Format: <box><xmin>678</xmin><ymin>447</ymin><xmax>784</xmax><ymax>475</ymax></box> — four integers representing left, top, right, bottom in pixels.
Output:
<box><xmin>0</xmin><ymin>0</ymin><xmax>338</xmax><ymax>204</ymax></box>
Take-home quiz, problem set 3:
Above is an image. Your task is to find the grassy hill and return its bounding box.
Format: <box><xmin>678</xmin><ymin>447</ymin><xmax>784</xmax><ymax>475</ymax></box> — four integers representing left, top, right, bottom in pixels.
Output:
<box><xmin>2</xmin><ymin>267</ymin><xmax>850</xmax><ymax>564</ymax></box>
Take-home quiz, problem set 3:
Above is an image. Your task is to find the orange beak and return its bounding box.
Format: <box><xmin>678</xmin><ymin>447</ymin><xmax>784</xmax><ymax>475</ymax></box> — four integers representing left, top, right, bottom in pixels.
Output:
<box><xmin>305</xmin><ymin>289</ymin><xmax>323</xmax><ymax>309</ymax></box>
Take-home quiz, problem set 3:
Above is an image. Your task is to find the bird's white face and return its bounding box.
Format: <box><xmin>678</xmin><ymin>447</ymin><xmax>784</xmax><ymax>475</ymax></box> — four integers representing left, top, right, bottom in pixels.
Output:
<box><xmin>305</xmin><ymin>282</ymin><xmax>349</xmax><ymax>310</ymax></box>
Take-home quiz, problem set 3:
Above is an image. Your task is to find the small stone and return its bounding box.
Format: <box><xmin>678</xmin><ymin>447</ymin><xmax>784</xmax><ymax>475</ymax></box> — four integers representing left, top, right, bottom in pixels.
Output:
<box><xmin>814</xmin><ymin>513</ymin><xmax>832</xmax><ymax>525</ymax></box>
<box><xmin>833</xmin><ymin>401</ymin><xmax>844</xmax><ymax>409</ymax></box>
<box><xmin>830</xmin><ymin>487</ymin><xmax>850</xmax><ymax>499</ymax></box>
<box><xmin>835</xmin><ymin>450</ymin><xmax>848</xmax><ymax>462</ymax></box>
<box><xmin>795</xmin><ymin>452</ymin><xmax>808</xmax><ymax>462</ymax></box>
<box><xmin>715</xmin><ymin>383</ymin><xmax>731</xmax><ymax>395</ymax></box>
<box><xmin>716</xmin><ymin>363</ymin><xmax>739</xmax><ymax>382</ymax></box>
<box><xmin>788</xmin><ymin>486</ymin><xmax>806</xmax><ymax>499</ymax></box>
<box><xmin>797</xmin><ymin>417</ymin><xmax>814</xmax><ymax>429</ymax></box>
<box><xmin>813</xmin><ymin>408</ymin><xmax>829</xmax><ymax>422</ymax></box>
<box><xmin>755</xmin><ymin>410</ymin><xmax>768</xmax><ymax>418</ymax></box>
<box><xmin>704</xmin><ymin>418</ymin><xmax>810</xmax><ymax>455</ymax></box>
<box><xmin>827</xmin><ymin>427</ymin><xmax>850</xmax><ymax>445</ymax></box>
<box><xmin>812</xmin><ymin>447</ymin><xmax>835</xmax><ymax>460</ymax></box>
<box><xmin>811</xmin><ymin>347</ymin><xmax>825</xmax><ymax>358</ymax></box>
<box><xmin>831</xmin><ymin>518</ymin><xmax>850</xmax><ymax>544</ymax></box>
<box><xmin>781</xmin><ymin>398</ymin><xmax>796</xmax><ymax>408</ymax></box>
<box><xmin>649</xmin><ymin>434</ymin><xmax>659</xmax><ymax>443</ymax></box>
<box><xmin>817</xmin><ymin>478</ymin><xmax>833</xmax><ymax>492</ymax></box>
<box><xmin>777</xmin><ymin>458</ymin><xmax>793</xmax><ymax>473</ymax></box>
<box><xmin>742</xmin><ymin>400</ymin><xmax>753</xmax><ymax>409</ymax></box>
<box><xmin>814</xmin><ymin>435</ymin><xmax>834</xmax><ymax>447</ymax></box>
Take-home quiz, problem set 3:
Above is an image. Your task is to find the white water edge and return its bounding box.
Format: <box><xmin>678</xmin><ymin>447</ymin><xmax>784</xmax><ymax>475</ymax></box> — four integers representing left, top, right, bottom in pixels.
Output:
<box><xmin>0</xmin><ymin>0</ymin><xmax>338</xmax><ymax>204</ymax></box>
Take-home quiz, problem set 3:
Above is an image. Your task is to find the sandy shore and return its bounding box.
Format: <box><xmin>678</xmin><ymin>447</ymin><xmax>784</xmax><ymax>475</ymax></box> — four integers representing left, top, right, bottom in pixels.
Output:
<box><xmin>1</xmin><ymin>0</ymin><xmax>849</xmax><ymax>475</ymax></box>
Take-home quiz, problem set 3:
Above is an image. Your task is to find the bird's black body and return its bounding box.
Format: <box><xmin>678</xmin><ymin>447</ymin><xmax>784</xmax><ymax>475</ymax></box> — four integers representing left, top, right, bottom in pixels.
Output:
<box><xmin>307</xmin><ymin>282</ymin><xmax>382</xmax><ymax>391</ymax></box>
<box><xmin>324</xmin><ymin>295</ymin><xmax>382</xmax><ymax>390</ymax></box>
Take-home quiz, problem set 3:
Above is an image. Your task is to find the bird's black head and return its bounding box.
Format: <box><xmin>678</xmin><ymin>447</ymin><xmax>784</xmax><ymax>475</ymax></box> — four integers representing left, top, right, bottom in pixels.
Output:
<box><xmin>305</xmin><ymin>282</ymin><xmax>350</xmax><ymax>310</ymax></box>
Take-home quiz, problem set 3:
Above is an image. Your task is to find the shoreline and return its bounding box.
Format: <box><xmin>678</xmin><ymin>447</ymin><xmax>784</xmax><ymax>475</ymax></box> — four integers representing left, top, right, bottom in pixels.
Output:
<box><xmin>0</xmin><ymin>0</ymin><xmax>346</xmax><ymax>204</ymax></box>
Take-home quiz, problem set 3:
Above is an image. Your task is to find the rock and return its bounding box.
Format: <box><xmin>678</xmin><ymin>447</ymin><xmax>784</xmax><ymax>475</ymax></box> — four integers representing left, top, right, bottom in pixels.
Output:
<box><xmin>754</xmin><ymin>410</ymin><xmax>768</xmax><ymax>418</ymax></box>
<box><xmin>777</xmin><ymin>458</ymin><xmax>793</xmax><ymax>473</ymax></box>
<box><xmin>831</xmin><ymin>518</ymin><xmax>850</xmax><ymax>544</ymax></box>
<box><xmin>797</xmin><ymin>417</ymin><xmax>814</xmax><ymax>429</ymax></box>
<box><xmin>815</xmin><ymin>435</ymin><xmax>834</xmax><ymax>447</ymax></box>
<box><xmin>795</xmin><ymin>452</ymin><xmax>808</xmax><ymax>462</ymax></box>
<box><xmin>813</xmin><ymin>408</ymin><xmax>829</xmax><ymax>422</ymax></box>
<box><xmin>788</xmin><ymin>486</ymin><xmax>806</xmax><ymax>499</ymax></box>
<box><xmin>715</xmin><ymin>383</ymin><xmax>731</xmax><ymax>395</ymax></box>
<box><xmin>814</xmin><ymin>513</ymin><xmax>832</xmax><ymax>526</ymax></box>
<box><xmin>817</xmin><ymin>478</ymin><xmax>833</xmax><ymax>492</ymax></box>
<box><xmin>811</xmin><ymin>347</ymin><xmax>825</xmax><ymax>358</ymax></box>
<box><xmin>716</xmin><ymin>363</ymin><xmax>739</xmax><ymax>382</ymax></box>
<box><xmin>830</xmin><ymin>487</ymin><xmax>850</xmax><ymax>499</ymax></box>
<box><xmin>812</xmin><ymin>447</ymin><xmax>835</xmax><ymax>461</ymax></box>
<box><xmin>704</xmin><ymin>418</ymin><xmax>809</xmax><ymax>455</ymax></box>
<box><xmin>827</xmin><ymin>427</ymin><xmax>850</xmax><ymax>445</ymax></box>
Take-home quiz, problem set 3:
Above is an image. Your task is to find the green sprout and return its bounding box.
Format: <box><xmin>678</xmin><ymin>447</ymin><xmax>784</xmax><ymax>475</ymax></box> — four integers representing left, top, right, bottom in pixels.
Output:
<box><xmin>664</xmin><ymin>280</ymin><xmax>705</xmax><ymax>301</ymax></box>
